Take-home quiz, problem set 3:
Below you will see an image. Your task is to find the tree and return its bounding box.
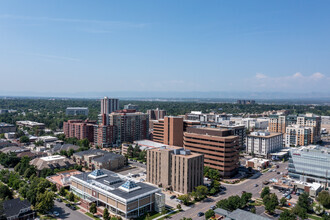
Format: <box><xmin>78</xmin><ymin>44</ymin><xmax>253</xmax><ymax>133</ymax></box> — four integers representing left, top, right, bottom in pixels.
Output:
<box><xmin>69</xmin><ymin>192</ymin><xmax>75</xmax><ymax>202</ymax></box>
<box><xmin>250</xmin><ymin>207</ymin><xmax>256</xmax><ymax>214</ymax></box>
<box><xmin>193</xmin><ymin>185</ymin><xmax>208</xmax><ymax>201</ymax></box>
<box><xmin>216</xmin><ymin>199</ymin><xmax>230</xmax><ymax>210</ymax></box>
<box><xmin>280</xmin><ymin>197</ymin><xmax>287</xmax><ymax>207</ymax></box>
<box><xmin>0</xmin><ymin>184</ymin><xmax>13</xmax><ymax>200</ymax></box>
<box><xmin>89</xmin><ymin>203</ymin><xmax>97</xmax><ymax>215</ymax></box>
<box><xmin>36</xmin><ymin>191</ymin><xmax>54</xmax><ymax>213</ymax></box>
<box><xmin>59</xmin><ymin>187</ymin><xmax>67</xmax><ymax>197</ymax></box>
<box><xmin>103</xmin><ymin>208</ymin><xmax>110</xmax><ymax>220</ymax></box>
<box><xmin>241</xmin><ymin>192</ymin><xmax>252</xmax><ymax>208</ymax></box>
<box><xmin>293</xmin><ymin>205</ymin><xmax>307</xmax><ymax>219</ymax></box>
<box><xmin>51</xmin><ymin>184</ymin><xmax>57</xmax><ymax>192</ymax></box>
<box><xmin>261</xmin><ymin>187</ymin><xmax>270</xmax><ymax>199</ymax></box>
<box><xmin>178</xmin><ymin>194</ymin><xmax>191</xmax><ymax>205</ymax></box>
<box><xmin>263</xmin><ymin>193</ymin><xmax>278</xmax><ymax>214</ymax></box>
<box><xmin>205</xmin><ymin>209</ymin><xmax>215</xmax><ymax>219</ymax></box>
<box><xmin>176</xmin><ymin>204</ymin><xmax>182</xmax><ymax>210</ymax></box>
<box><xmin>317</xmin><ymin>191</ymin><xmax>330</xmax><ymax>208</ymax></box>
<box><xmin>20</xmin><ymin>135</ymin><xmax>30</xmax><ymax>143</ymax></box>
<box><xmin>279</xmin><ymin>209</ymin><xmax>296</xmax><ymax>220</ymax></box>
<box><xmin>209</xmin><ymin>188</ymin><xmax>217</xmax><ymax>195</ymax></box>
<box><xmin>297</xmin><ymin>192</ymin><xmax>310</xmax><ymax>211</ymax></box>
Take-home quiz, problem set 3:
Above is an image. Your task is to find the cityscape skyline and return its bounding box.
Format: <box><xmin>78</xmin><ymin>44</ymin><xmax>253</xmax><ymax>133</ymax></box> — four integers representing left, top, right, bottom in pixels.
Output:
<box><xmin>1</xmin><ymin>0</ymin><xmax>330</xmax><ymax>96</ymax></box>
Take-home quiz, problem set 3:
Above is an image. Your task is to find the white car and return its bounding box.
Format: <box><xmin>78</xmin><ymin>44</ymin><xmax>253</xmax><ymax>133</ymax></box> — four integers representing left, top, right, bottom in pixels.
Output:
<box><xmin>53</xmin><ymin>211</ymin><xmax>60</xmax><ymax>217</ymax></box>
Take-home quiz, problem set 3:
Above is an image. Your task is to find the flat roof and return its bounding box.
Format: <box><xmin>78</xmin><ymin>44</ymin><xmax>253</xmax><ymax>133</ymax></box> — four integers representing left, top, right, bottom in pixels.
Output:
<box><xmin>0</xmin><ymin>123</ymin><xmax>15</xmax><ymax>127</ymax></box>
<box><xmin>72</xmin><ymin>169</ymin><xmax>159</xmax><ymax>202</ymax></box>
<box><xmin>133</xmin><ymin>140</ymin><xmax>169</xmax><ymax>148</ymax></box>
<box><xmin>41</xmin><ymin>155</ymin><xmax>66</xmax><ymax>161</ymax></box>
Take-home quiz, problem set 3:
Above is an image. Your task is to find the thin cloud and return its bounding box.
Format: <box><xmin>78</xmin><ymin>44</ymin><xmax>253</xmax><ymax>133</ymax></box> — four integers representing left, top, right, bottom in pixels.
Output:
<box><xmin>0</xmin><ymin>14</ymin><xmax>148</xmax><ymax>28</ymax></box>
<box><xmin>18</xmin><ymin>52</ymin><xmax>80</xmax><ymax>62</ymax></box>
<box><xmin>255</xmin><ymin>73</ymin><xmax>267</xmax><ymax>79</ymax></box>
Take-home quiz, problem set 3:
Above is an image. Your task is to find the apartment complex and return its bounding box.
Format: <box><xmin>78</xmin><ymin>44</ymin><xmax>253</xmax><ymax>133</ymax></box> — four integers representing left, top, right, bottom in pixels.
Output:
<box><xmin>269</xmin><ymin>114</ymin><xmax>321</xmax><ymax>144</ymax></box>
<box><xmin>101</xmin><ymin>97</ymin><xmax>119</xmax><ymax>115</ymax></box>
<box><xmin>185</xmin><ymin>111</ymin><xmax>231</xmax><ymax>123</ymax></box>
<box><xmin>0</xmin><ymin>122</ymin><xmax>16</xmax><ymax>134</ymax></box>
<box><xmin>147</xmin><ymin>108</ymin><xmax>166</xmax><ymax>120</ymax></box>
<box><xmin>66</xmin><ymin>107</ymin><xmax>89</xmax><ymax>116</ymax></box>
<box><xmin>94</xmin><ymin>124</ymin><xmax>115</xmax><ymax>148</ymax></box>
<box><xmin>183</xmin><ymin>126</ymin><xmax>240</xmax><ymax>177</ymax></box>
<box><xmin>110</xmin><ymin>112</ymin><xmax>149</xmax><ymax>145</ymax></box>
<box><xmin>70</xmin><ymin>169</ymin><xmax>164</xmax><ymax>219</ymax></box>
<box><xmin>289</xmin><ymin>145</ymin><xmax>330</xmax><ymax>185</ymax></box>
<box><xmin>285</xmin><ymin>125</ymin><xmax>313</xmax><ymax>147</ymax></box>
<box><xmin>63</xmin><ymin>119</ymin><xmax>96</xmax><ymax>142</ymax></box>
<box><xmin>72</xmin><ymin>149</ymin><xmax>126</xmax><ymax>171</ymax></box>
<box><xmin>146</xmin><ymin>146</ymin><xmax>203</xmax><ymax>194</ymax></box>
<box><xmin>246</xmin><ymin>131</ymin><xmax>283</xmax><ymax>158</ymax></box>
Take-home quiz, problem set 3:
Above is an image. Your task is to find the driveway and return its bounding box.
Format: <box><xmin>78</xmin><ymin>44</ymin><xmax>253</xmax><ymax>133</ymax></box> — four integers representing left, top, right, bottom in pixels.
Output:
<box><xmin>52</xmin><ymin>201</ymin><xmax>92</xmax><ymax>220</ymax></box>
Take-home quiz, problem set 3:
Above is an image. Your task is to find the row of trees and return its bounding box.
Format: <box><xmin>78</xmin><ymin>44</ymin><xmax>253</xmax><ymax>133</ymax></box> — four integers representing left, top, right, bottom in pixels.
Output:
<box><xmin>216</xmin><ymin>192</ymin><xmax>252</xmax><ymax>211</ymax></box>
<box><xmin>178</xmin><ymin>183</ymin><xmax>221</xmax><ymax>205</ymax></box>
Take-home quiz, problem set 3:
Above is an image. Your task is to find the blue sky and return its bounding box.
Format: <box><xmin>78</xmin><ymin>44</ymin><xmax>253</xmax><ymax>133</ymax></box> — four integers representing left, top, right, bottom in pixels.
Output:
<box><xmin>0</xmin><ymin>0</ymin><xmax>330</xmax><ymax>97</ymax></box>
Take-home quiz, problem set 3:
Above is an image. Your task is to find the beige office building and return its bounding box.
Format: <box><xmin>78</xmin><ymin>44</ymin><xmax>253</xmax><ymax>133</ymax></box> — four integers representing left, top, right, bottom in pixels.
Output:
<box><xmin>146</xmin><ymin>146</ymin><xmax>203</xmax><ymax>194</ymax></box>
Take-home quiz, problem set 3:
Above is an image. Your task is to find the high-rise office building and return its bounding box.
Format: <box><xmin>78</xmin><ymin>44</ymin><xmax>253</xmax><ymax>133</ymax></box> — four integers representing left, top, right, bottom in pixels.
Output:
<box><xmin>146</xmin><ymin>146</ymin><xmax>203</xmax><ymax>194</ymax></box>
<box><xmin>183</xmin><ymin>126</ymin><xmax>240</xmax><ymax>177</ymax></box>
<box><xmin>152</xmin><ymin>116</ymin><xmax>184</xmax><ymax>147</ymax></box>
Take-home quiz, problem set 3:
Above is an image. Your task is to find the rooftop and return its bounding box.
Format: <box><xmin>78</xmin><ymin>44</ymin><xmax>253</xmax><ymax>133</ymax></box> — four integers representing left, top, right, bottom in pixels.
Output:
<box><xmin>3</xmin><ymin>198</ymin><xmax>31</xmax><ymax>218</ymax></box>
<box><xmin>0</xmin><ymin>122</ymin><xmax>15</xmax><ymax>127</ymax></box>
<box><xmin>249</xmin><ymin>131</ymin><xmax>282</xmax><ymax>138</ymax></box>
<box><xmin>133</xmin><ymin>139</ymin><xmax>169</xmax><ymax>149</ymax></box>
<box><xmin>71</xmin><ymin>169</ymin><xmax>160</xmax><ymax>202</ymax></box>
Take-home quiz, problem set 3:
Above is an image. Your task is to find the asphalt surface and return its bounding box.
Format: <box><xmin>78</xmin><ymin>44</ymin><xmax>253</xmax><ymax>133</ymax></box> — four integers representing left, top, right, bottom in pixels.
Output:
<box><xmin>52</xmin><ymin>200</ymin><xmax>92</xmax><ymax>220</ymax></box>
<box><xmin>173</xmin><ymin>162</ymin><xmax>288</xmax><ymax>220</ymax></box>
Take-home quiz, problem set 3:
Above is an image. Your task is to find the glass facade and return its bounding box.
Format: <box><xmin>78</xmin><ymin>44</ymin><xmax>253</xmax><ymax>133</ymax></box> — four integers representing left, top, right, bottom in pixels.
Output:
<box><xmin>289</xmin><ymin>146</ymin><xmax>330</xmax><ymax>184</ymax></box>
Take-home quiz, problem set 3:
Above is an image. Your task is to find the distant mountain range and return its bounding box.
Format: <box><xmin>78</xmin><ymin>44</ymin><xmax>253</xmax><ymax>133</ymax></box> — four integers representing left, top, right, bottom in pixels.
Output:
<box><xmin>0</xmin><ymin>91</ymin><xmax>329</xmax><ymax>104</ymax></box>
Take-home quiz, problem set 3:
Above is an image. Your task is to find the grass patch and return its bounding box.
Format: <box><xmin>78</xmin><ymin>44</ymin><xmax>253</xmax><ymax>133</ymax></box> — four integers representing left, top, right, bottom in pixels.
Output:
<box><xmin>136</xmin><ymin>211</ymin><xmax>161</xmax><ymax>220</ymax></box>
<box><xmin>262</xmin><ymin>168</ymin><xmax>269</xmax><ymax>173</ymax></box>
<box><xmin>85</xmin><ymin>212</ymin><xmax>100</xmax><ymax>220</ymax></box>
<box><xmin>307</xmin><ymin>214</ymin><xmax>323</xmax><ymax>220</ymax></box>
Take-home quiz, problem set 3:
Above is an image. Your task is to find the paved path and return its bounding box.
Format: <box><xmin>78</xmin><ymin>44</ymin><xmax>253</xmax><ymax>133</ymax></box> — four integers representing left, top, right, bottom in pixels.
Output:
<box><xmin>173</xmin><ymin>162</ymin><xmax>288</xmax><ymax>220</ymax></box>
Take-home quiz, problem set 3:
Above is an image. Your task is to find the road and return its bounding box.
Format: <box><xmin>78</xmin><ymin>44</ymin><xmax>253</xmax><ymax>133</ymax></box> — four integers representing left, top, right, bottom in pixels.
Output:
<box><xmin>52</xmin><ymin>201</ymin><xmax>92</xmax><ymax>220</ymax></box>
<box><xmin>174</xmin><ymin>162</ymin><xmax>288</xmax><ymax>220</ymax></box>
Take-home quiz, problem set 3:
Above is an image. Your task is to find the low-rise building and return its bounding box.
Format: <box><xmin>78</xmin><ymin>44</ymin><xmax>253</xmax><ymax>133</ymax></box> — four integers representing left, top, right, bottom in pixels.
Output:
<box><xmin>47</xmin><ymin>169</ymin><xmax>82</xmax><ymax>190</ymax></box>
<box><xmin>215</xmin><ymin>208</ymin><xmax>270</xmax><ymax>220</ymax></box>
<box><xmin>146</xmin><ymin>146</ymin><xmax>204</xmax><ymax>194</ymax></box>
<box><xmin>124</xmin><ymin>104</ymin><xmax>138</xmax><ymax>111</ymax></box>
<box><xmin>0</xmin><ymin>122</ymin><xmax>16</xmax><ymax>134</ymax></box>
<box><xmin>30</xmin><ymin>155</ymin><xmax>76</xmax><ymax>175</ymax></box>
<box><xmin>246</xmin><ymin>131</ymin><xmax>283</xmax><ymax>158</ymax></box>
<box><xmin>3</xmin><ymin>198</ymin><xmax>35</xmax><ymax>220</ymax></box>
<box><xmin>36</xmin><ymin>136</ymin><xmax>58</xmax><ymax>143</ymax></box>
<box><xmin>0</xmin><ymin>146</ymin><xmax>28</xmax><ymax>154</ymax></box>
<box><xmin>16</xmin><ymin>121</ymin><xmax>45</xmax><ymax>130</ymax></box>
<box><xmin>70</xmin><ymin>169</ymin><xmax>164</xmax><ymax>219</ymax></box>
<box><xmin>4</xmin><ymin>132</ymin><xmax>16</xmax><ymax>139</ymax></box>
<box><xmin>294</xmin><ymin>181</ymin><xmax>323</xmax><ymax>197</ymax></box>
<box><xmin>246</xmin><ymin>158</ymin><xmax>270</xmax><ymax>170</ymax></box>
<box><xmin>72</xmin><ymin>149</ymin><xmax>126</xmax><ymax>171</ymax></box>
<box><xmin>66</xmin><ymin>107</ymin><xmax>89</xmax><ymax>116</ymax></box>
<box><xmin>48</xmin><ymin>143</ymin><xmax>80</xmax><ymax>155</ymax></box>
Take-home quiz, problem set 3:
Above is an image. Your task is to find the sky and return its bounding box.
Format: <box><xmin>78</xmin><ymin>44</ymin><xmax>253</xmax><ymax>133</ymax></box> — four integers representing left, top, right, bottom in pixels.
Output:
<box><xmin>0</xmin><ymin>0</ymin><xmax>330</xmax><ymax>98</ymax></box>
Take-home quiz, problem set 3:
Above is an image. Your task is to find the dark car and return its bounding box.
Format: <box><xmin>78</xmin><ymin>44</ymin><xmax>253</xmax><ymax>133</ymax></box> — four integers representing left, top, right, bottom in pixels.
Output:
<box><xmin>70</xmin><ymin>205</ymin><xmax>76</xmax><ymax>210</ymax></box>
<box><xmin>170</xmin><ymin>195</ymin><xmax>176</xmax><ymax>199</ymax></box>
<box><xmin>56</xmin><ymin>198</ymin><xmax>62</xmax><ymax>202</ymax></box>
<box><xmin>65</xmin><ymin>203</ymin><xmax>71</xmax><ymax>207</ymax></box>
<box><xmin>277</xmin><ymin>172</ymin><xmax>280</xmax><ymax>174</ymax></box>
<box><xmin>220</xmin><ymin>186</ymin><xmax>227</xmax><ymax>191</ymax></box>
<box><xmin>198</xmin><ymin>212</ymin><xmax>204</xmax><ymax>217</ymax></box>
<box><xmin>210</xmin><ymin>205</ymin><xmax>216</xmax><ymax>210</ymax></box>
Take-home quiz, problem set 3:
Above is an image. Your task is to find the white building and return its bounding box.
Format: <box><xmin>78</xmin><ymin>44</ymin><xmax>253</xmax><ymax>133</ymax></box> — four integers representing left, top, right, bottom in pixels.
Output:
<box><xmin>235</xmin><ymin>118</ymin><xmax>269</xmax><ymax>130</ymax></box>
<box><xmin>66</xmin><ymin>107</ymin><xmax>89</xmax><ymax>116</ymax></box>
<box><xmin>246</xmin><ymin>131</ymin><xmax>283</xmax><ymax>158</ymax></box>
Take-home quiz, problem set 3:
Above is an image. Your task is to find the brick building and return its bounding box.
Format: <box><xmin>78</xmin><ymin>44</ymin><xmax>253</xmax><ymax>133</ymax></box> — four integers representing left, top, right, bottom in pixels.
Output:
<box><xmin>63</xmin><ymin>119</ymin><xmax>96</xmax><ymax>142</ymax></box>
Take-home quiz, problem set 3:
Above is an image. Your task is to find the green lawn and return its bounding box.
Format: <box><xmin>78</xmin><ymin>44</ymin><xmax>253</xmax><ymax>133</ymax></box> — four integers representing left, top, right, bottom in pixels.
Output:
<box><xmin>307</xmin><ymin>214</ymin><xmax>323</xmax><ymax>220</ymax></box>
<box><xmin>85</xmin><ymin>212</ymin><xmax>100</xmax><ymax>220</ymax></box>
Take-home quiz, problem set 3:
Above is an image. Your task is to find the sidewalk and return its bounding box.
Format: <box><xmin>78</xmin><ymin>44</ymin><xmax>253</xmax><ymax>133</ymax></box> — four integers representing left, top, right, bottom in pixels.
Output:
<box><xmin>153</xmin><ymin>209</ymin><xmax>178</xmax><ymax>220</ymax></box>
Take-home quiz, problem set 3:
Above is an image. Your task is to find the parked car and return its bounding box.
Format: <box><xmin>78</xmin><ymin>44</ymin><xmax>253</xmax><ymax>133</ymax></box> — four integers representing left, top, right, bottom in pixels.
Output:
<box><xmin>70</xmin><ymin>205</ymin><xmax>76</xmax><ymax>210</ymax></box>
<box><xmin>170</xmin><ymin>195</ymin><xmax>176</xmax><ymax>199</ymax></box>
<box><xmin>198</xmin><ymin>212</ymin><xmax>204</xmax><ymax>217</ymax></box>
<box><xmin>211</xmin><ymin>206</ymin><xmax>216</xmax><ymax>210</ymax></box>
<box><xmin>56</xmin><ymin>198</ymin><xmax>62</xmax><ymax>202</ymax></box>
<box><xmin>277</xmin><ymin>172</ymin><xmax>280</xmax><ymax>174</ymax></box>
<box><xmin>65</xmin><ymin>203</ymin><xmax>71</xmax><ymax>207</ymax></box>
<box><xmin>53</xmin><ymin>211</ymin><xmax>59</xmax><ymax>217</ymax></box>
<box><xmin>219</xmin><ymin>191</ymin><xmax>226</xmax><ymax>195</ymax></box>
<box><xmin>255</xmin><ymin>184</ymin><xmax>258</xmax><ymax>187</ymax></box>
